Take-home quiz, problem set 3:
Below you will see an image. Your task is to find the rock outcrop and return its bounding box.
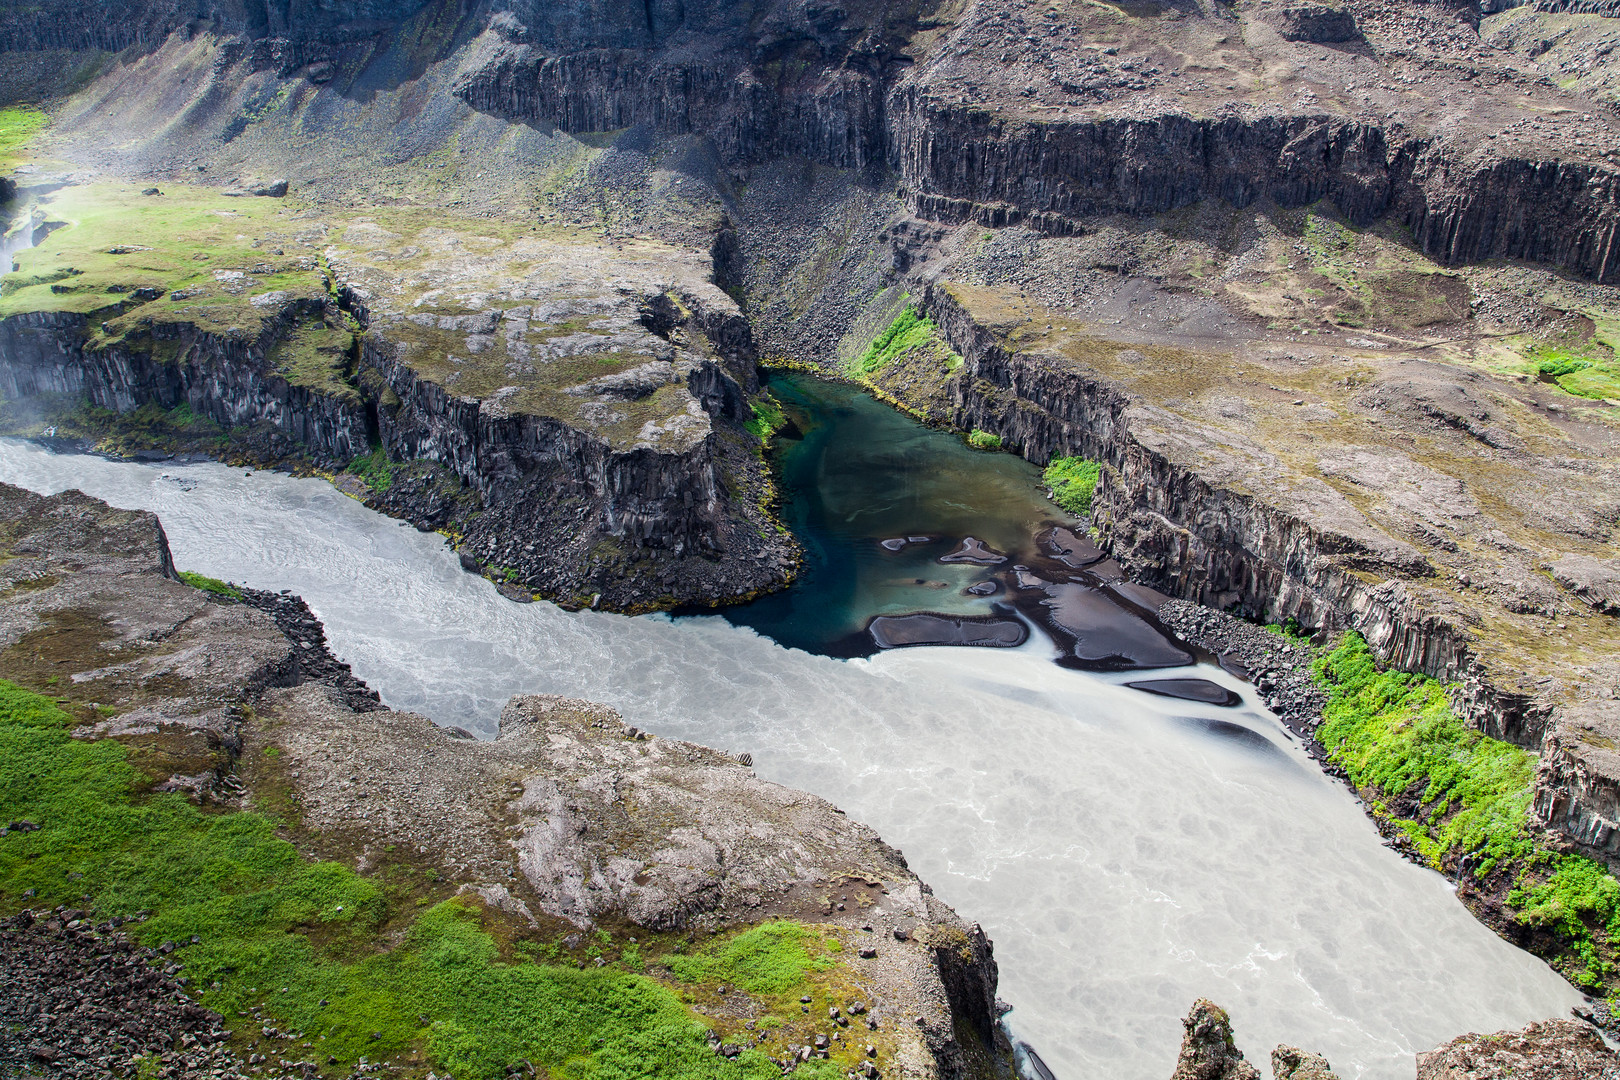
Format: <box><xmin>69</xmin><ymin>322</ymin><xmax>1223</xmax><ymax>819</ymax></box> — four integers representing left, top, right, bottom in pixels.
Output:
<box><xmin>0</xmin><ymin>480</ymin><xmax>1005</xmax><ymax>1079</ymax></box>
<box><xmin>1269</xmin><ymin>1046</ymin><xmax>1340</xmax><ymax>1080</ymax></box>
<box><xmin>0</xmin><ymin>304</ymin><xmax>371</xmax><ymax>463</ymax></box>
<box><xmin>1415</xmin><ymin>1018</ymin><xmax>1620</xmax><ymax>1079</ymax></box>
<box><xmin>1165</xmin><ymin>1000</ymin><xmax>1345</xmax><ymax>1080</ymax></box>
<box><xmin>1167</xmin><ymin>1000</ymin><xmax>1261</xmax><ymax>1080</ymax></box>
<box><xmin>0</xmin><ymin>204</ymin><xmax>796</xmax><ymax>613</ymax></box>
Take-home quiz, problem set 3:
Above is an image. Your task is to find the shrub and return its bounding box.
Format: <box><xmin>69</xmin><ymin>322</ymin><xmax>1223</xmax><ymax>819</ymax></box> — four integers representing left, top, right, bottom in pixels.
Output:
<box><xmin>850</xmin><ymin>306</ymin><xmax>950</xmax><ymax>376</ymax></box>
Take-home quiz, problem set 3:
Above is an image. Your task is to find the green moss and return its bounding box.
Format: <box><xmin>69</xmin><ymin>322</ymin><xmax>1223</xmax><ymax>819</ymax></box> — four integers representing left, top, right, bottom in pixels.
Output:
<box><xmin>666</xmin><ymin>922</ymin><xmax>834</xmax><ymax>995</ymax></box>
<box><xmin>743</xmin><ymin>395</ymin><xmax>785</xmax><ymax>444</ymax></box>
<box><xmin>177</xmin><ymin>571</ymin><xmax>243</xmax><ymax>600</ymax></box>
<box><xmin>966</xmin><ymin>429</ymin><xmax>1002</xmax><ymax>451</ymax></box>
<box><xmin>346</xmin><ymin>446</ymin><xmax>398</xmax><ymax>492</ymax></box>
<box><xmin>848</xmin><ymin>306</ymin><xmax>958</xmax><ymax>377</ymax></box>
<box><xmin>1043</xmin><ymin>456</ymin><xmax>1100</xmax><ymax>516</ymax></box>
<box><xmin>0</xmin><ymin>677</ymin><xmax>844</xmax><ymax>1077</ymax></box>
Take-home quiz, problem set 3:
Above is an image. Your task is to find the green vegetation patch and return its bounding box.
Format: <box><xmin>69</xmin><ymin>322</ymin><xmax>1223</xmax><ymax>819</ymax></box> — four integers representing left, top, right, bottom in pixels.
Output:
<box><xmin>1315</xmin><ymin>633</ymin><xmax>1535</xmax><ymax>873</ymax></box>
<box><xmin>1043</xmin><ymin>456</ymin><xmax>1100</xmax><ymax>516</ymax></box>
<box><xmin>848</xmin><ymin>305</ymin><xmax>959</xmax><ymax>377</ymax></box>
<box><xmin>346</xmin><ymin>446</ymin><xmax>399</xmax><ymax>492</ymax></box>
<box><xmin>666</xmin><ymin>921</ymin><xmax>835</xmax><ymax>994</ymax></box>
<box><xmin>0</xmin><ymin>106</ymin><xmax>47</xmax><ymax>170</ymax></box>
<box><xmin>0</xmin><ymin>678</ymin><xmax>836</xmax><ymax>1076</ymax></box>
<box><xmin>177</xmin><ymin>570</ymin><xmax>243</xmax><ymax>600</ymax></box>
<box><xmin>1528</xmin><ymin>343</ymin><xmax>1620</xmax><ymax>402</ymax></box>
<box><xmin>743</xmin><ymin>395</ymin><xmax>785</xmax><ymax>444</ymax></box>
<box><xmin>966</xmin><ymin>429</ymin><xmax>1002</xmax><ymax>451</ymax></box>
<box><xmin>1314</xmin><ymin>633</ymin><xmax>1620</xmax><ymax>990</ymax></box>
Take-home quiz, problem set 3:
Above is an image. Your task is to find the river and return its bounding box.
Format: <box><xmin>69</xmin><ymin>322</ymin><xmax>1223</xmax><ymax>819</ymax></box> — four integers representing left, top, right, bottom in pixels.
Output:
<box><xmin>0</xmin><ymin>405</ymin><xmax>1586</xmax><ymax>1079</ymax></box>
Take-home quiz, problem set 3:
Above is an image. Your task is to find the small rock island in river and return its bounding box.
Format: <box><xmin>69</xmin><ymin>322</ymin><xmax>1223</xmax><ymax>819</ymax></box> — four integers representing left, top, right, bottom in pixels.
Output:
<box><xmin>7</xmin><ymin>0</ymin><xmax>1620</xmax><ymax>1077</ymax></box>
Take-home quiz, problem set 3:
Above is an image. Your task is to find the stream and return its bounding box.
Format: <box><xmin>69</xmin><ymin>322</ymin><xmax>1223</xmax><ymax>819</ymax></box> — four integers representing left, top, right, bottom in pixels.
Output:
<box><xmin>0</xmin><ymin>377</ymin><xmax>1588</xmax><ymax>1079</ymax></box>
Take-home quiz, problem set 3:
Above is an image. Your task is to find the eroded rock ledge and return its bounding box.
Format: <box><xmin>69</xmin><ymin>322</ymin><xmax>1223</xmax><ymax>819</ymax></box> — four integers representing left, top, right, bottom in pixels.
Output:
<box><xmin>0</xmin><ymin>481</ymin><xmax>1001</xmax><ymax>1078</ymax></box>
<box><xmin>0</xmin><ymin>212</ymin><xmax>797</xmax><ymax>613</ymax></box>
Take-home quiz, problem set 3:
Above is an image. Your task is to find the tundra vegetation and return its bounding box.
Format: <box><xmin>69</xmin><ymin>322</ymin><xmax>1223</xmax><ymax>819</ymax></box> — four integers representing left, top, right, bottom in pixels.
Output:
<box><xmin>0</xmin><ymin>676</ymin><xmax>859</xmax><ymax>1078</ymax></box>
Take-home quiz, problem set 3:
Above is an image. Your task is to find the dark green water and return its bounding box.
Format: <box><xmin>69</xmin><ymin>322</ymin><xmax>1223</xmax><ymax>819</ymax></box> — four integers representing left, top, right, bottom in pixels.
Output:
<box><xmin>719</xmin><ymin>374</ymin><xmax>1067</xmax><ymax>656</ymax></box>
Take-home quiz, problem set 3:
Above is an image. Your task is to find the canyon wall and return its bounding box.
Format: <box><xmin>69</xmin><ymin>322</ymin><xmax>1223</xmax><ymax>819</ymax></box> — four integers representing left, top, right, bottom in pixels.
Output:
<box><xmin>362</xmin><ymin>338</ymin><xmax>732</xmax><ymax>557</ymax></box>
<box><xmin>920</xmin><ymin>282</ymin><xmax>1551</xmax><ymax>748</ymax></box>
<box><xmin>0</xmin><ymin>294</ymin><xmax>789</xmax><ymax>611</ymax></box>
<box><xmin>0</xmin><ymin>306</ymin><xmax>370</xmax><ymax>460</ymax></box>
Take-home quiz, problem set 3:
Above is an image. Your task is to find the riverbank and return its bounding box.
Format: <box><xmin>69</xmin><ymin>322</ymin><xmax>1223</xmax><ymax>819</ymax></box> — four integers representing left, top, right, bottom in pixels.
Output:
<box><xmin>0</xmin><ymin>481</ymin><xmax>1005</xmax><ymax>1080</ymax></box>
<box><xmin>1160</xmin><ymin>598</ymin><xmax>1620</xmax><ymax>1008</ymax></box>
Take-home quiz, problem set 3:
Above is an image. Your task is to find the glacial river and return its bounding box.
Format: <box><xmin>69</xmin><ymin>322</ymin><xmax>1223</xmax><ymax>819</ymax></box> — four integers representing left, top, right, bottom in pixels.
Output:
<box><xmin>0</xmin><ymin>428</ymin><xmax>1585</xmax><ymax>1080</ymax></box>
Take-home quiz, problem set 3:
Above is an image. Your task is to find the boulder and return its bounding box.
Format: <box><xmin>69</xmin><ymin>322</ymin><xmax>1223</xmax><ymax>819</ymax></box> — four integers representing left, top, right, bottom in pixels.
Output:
<box><xmin>1169</xmin><ymin>1000</ymin><xmax>1261</xmax><ymax>1080</ymax></box>
<box><xmin>1415</xmin><ymin>1019</ymin><xmax>1620</xmax><ymax>1079</ymax></box>
<box><xmin>1271</xmin><ymin>1046</ymin><xmax>1339</xmax><ymax>1080</ymax></box>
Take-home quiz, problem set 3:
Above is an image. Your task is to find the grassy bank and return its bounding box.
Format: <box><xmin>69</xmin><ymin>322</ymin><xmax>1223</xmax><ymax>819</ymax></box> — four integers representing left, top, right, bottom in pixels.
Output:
<box><xmin>0</xmin><ymin>678</ymin><xmax>857</xmax><ymax>1077</ymax></box>
<box><xmin>1314</xmin><ymin>633</ymin><xmax>1620</xmax><ymax>992</ymax></box>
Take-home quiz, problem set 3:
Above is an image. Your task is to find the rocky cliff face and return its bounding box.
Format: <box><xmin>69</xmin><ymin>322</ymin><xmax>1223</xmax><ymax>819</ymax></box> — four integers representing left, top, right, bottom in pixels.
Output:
<box><xmin>891</xmin><ymin>96</ymin><xmax>1620</xmax><ymax>283</ymax></box>
<box><xmin>0</xmin><ymin>191</ymin><xmax>796</xmax><ymax>613</ymax></box>
<box><xmin>432</xmin><ymin>0</ymin><xmax>1620</xmax><ymax>284</ymax></box>
<box><xmin>0</xmin><ymin>305</ymin><xmax>370</xmax><ymax>462</ymax></box>
<box><xmin>362</xmin><ymin>334</ymin><xmax>743</xmax><ymax>562</ymax></box>
<box><xmin>899</xmin><ymin>271</ymin><xmax>1620</xmax><ymax>865</ymax></box>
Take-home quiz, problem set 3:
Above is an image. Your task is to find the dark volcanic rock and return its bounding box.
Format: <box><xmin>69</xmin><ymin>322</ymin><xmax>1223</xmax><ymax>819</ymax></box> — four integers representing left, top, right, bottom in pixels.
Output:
<box><xmin>1126</xmin><ymin>678</ymin><xmax>1242</xmax><ymax>707</ymax></box>
<box><xmin>1036</xmin><ymin>583</ymin><xmax>1193</xmax><ymax>669</ymax></box>
<box><xmin>868</xmin><ymin>612</ymin><xmax>1027</xmax><ymax>649</ymax></box>
<box><xmin>1154</xmin><ymin>600</ymin><xmax>1327</xmax><ymax>746</ymax></box>
<box><xmin>0</xmin><ymin>911</ymin><xmax>250</xmax><ymax>1080</ymax></box>
<box><xmin>1168</xmin><ymin>1000</ymin><xmax>1261</xmax><ymax>1080</ymax></box>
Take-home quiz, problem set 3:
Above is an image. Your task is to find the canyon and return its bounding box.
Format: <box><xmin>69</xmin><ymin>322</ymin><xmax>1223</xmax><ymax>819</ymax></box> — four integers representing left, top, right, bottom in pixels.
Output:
<box><xmin>7</xmin><ymin>0</ymin><xmax>1620</xmax><ymax>1075</ymax></box>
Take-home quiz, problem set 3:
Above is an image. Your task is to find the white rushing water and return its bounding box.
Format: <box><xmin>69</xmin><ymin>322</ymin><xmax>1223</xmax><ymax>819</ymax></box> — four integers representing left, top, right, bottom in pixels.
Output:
<box><xmin>0</xmin><ymin>440</ymin><xmax>1585</xmax><ymax>1080</ymax></box>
